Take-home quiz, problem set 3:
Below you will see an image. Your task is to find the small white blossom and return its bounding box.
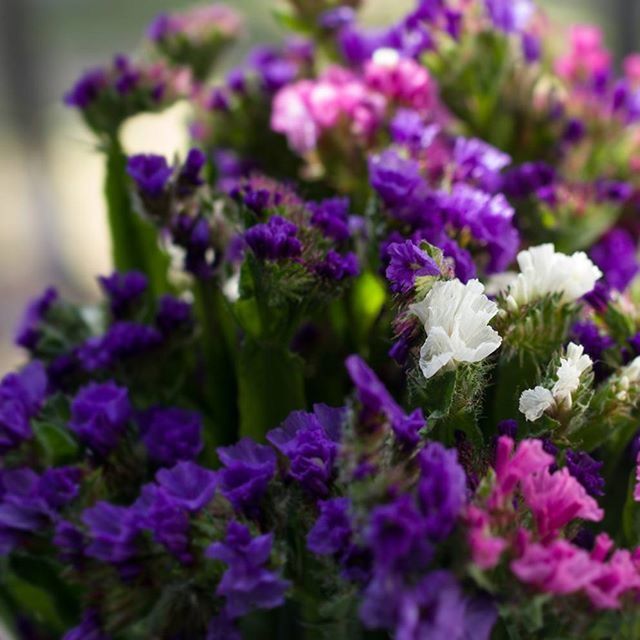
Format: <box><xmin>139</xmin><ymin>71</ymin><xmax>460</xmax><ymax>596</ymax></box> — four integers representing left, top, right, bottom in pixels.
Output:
<box><xmin>410</xmin><ymin>279</ymin><xmax>502</xmax><ymax>379</ymax></box>
<box><xmin>519</xmin><ymin>342</ymin><xmax>592</xmax><ymax>421</ymax></box>
<box><xmin>505</xmin><ymin>244</ymin><xmax>602</xmax><ymax>307</ymax></box>
<box><xmin>519</xmin><ymin>386</ymin><xmax>555</xmax><ymax>421</ymax></box>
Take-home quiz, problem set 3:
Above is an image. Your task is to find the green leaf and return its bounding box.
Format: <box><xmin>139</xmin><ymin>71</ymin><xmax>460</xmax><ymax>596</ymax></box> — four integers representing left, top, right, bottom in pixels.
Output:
<box><xmin>350</xmin><ymin>271</ymin><xmax>387</xmax><ymax>345</ymax></box>
<box><xmin>33</xmin><ymin>421</ymin><xmax>79</xmax><ymax>466</ymax></box>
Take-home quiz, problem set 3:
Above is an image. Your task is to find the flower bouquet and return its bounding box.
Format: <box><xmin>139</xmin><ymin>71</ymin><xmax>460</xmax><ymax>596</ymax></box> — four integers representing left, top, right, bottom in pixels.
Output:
<box><xmin>4</xmin><ymin>0</ymin><xmax>640</xmax><ymax>638</ymax></box>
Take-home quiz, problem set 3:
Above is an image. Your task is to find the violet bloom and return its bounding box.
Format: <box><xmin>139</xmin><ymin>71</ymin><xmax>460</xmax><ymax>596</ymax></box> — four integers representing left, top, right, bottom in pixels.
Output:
<box><xmin>307</xmin><ymin>497</ymin><xmax>352</xmax><ymax>556</ymax></box>
<box><xmin>245</xmin><ymin>216</ymin><xmax>302</xmax><ymax>261</ymax></box>
<box><xmin>177</xmin><ymin>148</ymin><xmax>206</xmax><ymax>195</ymax></box>
<box><xmin>417</xmin><ymin>442</ymin><xmax>466</xmax><ymax>541</ymax></box>
<box><xmin>590</xmin><ymin>228</ymin><xmax>639</xmax><ymax>292</ymax></box>
<box><xmin>389</xmin><ymin>109</ymin><xmax>439</xmax><ymax>149</ymax></box>
<box><xmin>68</xmin><ymin>382</ymin><xmax>132</xmax><ymax>456</ymax></box>
<box><xmin>126</xmin><ymin>154</ymin><xmax>173</xmax><ymax>198</ymax></box>
<box><xmin>62</xmin><ymin>609</ymin><xmax>109</xmax><ymax>640</ymax></box>
<box><xmin>484</xmin><ymin>0</ymin><xmax>534</xmax><ymax>34</ymax></box>
<box><xmin>0</xmin><ymin>361</ymin><xmax>47</xmax><ymax>453</ymax></box>
<box><xmin>140</xmin><ymin>407</ymin><xmax>203</xmax><ymax>467</ymax></box>
<box><xmin>64</xmin><ymin>69</ymin><xmax>107</xmax><ymax>108</ymax></box>
<box><xmin>54</xmin><ymin>520</ymin><xmax>85</xmax><ymax>567</ymax></box>
<box><xmin>98</xmin><ymin>271</ymin><xmax>148</xmax><ymax>318</ymax></box>
<box><xmin>385</xmin><ymin>240</ymin><xmax>440</xmax><ymax>293</ymax></box>
<box><xmin>85</xmin><ymin>321</ymin><xmax>162</xmax><ymax>368</ymax></box>
<box><xmin>566</xmin><ymin>450</ymin><xmax>605</xmax><ymax>498</ymax></box>
<box><xmin>39</xmin><ymin>467</ymin><xmax>82</xmax><ymax>509</ymax></box>
<box><xmin>14</xmin><ymin>286</ymin><xmax>58</xmax><ymax>350</ymax></box>
<box><xmin>218</xmin><ymin>438</ymin><xmax>276</xmax><ymax>512</ymax></box>
<box><xmin>499</xmin><ymin>162</ymin><xmax>556</xmax><ymax>199</ymax></box>
<box><xmin>267</xmin><ymin>405</ymin><xmax>344</xmax><ymax>495</ymax></box>
<box><xmin>453</xmin><ymin>137</ymin><xmax>511</xmax><ymax>187</ymax></box>
<box><xmin>206</xmin><ymin>613</ymin><xmax>242</xmax><ymax>640</ymax></box>
<box><xmin>207</xmin><ymin>521</ymin><xmax>289</xmax><ymax>618</ymax></box>
<box><xmin>308</xmin><ymin>197</ymin><xmax>351</xmax><ymax>242</ymax></box>
<box><xmin>314</xmin><ymin>251</ymin><xmax>359</xmax><ymax>281</ymax></box>
<box><xmin>82</xmin><ymin>501</ymin><xmax>141</xmax><ymax>564</ymax></box>
<box><xmin>155</xmin><ymin>295</ymin><xmax>193</xmax><ymax>334</ymax></box>
<box><xmin>248</xmin><ymin>46</ymin><xmax>298</xmax><ymax>94</ymax></box>
<box><xmin>369</xmin><ymin>150</ymin><xmax>423</xmax><ymax>207</ymax></box>
<box><xmin>155</xmin><ymin>461</ymin><xmax>219</xmax><ymax>512</ymax></box>
<box><xmin>319</xmin><ymin>7</ymin><xmax>356</xmax><ymax>31</ymax></box>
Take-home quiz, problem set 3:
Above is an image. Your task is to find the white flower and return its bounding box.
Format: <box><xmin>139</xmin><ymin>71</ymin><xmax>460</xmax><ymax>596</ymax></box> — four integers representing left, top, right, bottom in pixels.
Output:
<box><xmin>505</xmin><ymin>244</ymin><xmax>602</xmax><ymax>307</ymax></box>
<box><xmin>519</xmin><ymin>342</ymin><xmax>592</xmax><ymax>421</ymax></box>
<box><xmin>410</xmin><ymin>279</ymin><xmax>502</xmax><ymax>379</ymax></box>
<box><xmin>519</xmin><ymin>386</ymin><xmax>555</xmax><ymax>421</ymax></box>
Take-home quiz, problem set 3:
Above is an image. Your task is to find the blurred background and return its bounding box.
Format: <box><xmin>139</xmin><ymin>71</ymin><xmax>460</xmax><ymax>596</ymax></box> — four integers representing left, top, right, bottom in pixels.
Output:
<box><xmin>0</xmin><ymin>0</ymin><xmax>632</xmax><ymax>372</ymax></box>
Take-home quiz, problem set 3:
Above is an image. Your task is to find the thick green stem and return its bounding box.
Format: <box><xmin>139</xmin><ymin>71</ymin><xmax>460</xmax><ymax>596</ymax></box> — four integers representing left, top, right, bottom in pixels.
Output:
<box><xmin>104</xmin><ymin>137</ymin><xmax>170</xmax><ymax>295</ymax></box>
<box><xmin>237</xmin><ymin>339</ymin><xmax>306</xmax><ymax>441</ymax></box>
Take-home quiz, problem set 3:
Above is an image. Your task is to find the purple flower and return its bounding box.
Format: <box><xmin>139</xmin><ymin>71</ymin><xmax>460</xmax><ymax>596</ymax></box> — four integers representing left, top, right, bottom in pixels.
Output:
<box><xmin>267</xmin><ymin>405</ymin><xmax>343</xmax><ymax>495</ymax></box>
<box><xmin>566</xmin><ymin>450</ymin><xmax>605</xmax><ymax>498</ymax></box>
<box><xmin>14</xmin><ymin>287</ymin><xmax>58</xmax><ymax>350</ymax></box>
<box><xmin>63</xmin><ymin>609</ymin><xmax>109</xmax><ymax>640</ymax></box>
<box><xmin>499</xmin><ymin>162</ymin><xmax>555</xmax><ymax>199</ymax></box>
<box><xmin>245</xmin><ymin>216</ymin><xmax>302</xmax><ymax>261</ymax></box>
<box><xmin>0</xmin><ymin>361</ymin><xmax>47</xmax><ymax>453</ymax></box>
<box><xmin>439</xmin><ymin>238</ymin><xmax>477</xmax><ymax>282</ymax></box>
<box><xmin>39</xmin><ymin>467</ymin><xmax>82</xmax><ymax>509</ymax></box>
<box><xmin>248</xmin><ymin>46</ymin><xmax>298</xmax><ymax>94</ymax></box>
<box><xmin>82</xmin><ymin>501</ymin><xmax>140</xmax><ymax>564</ymax></box>
<box><xmin>126</xmin><ymin>154</ymin><xmax>173</xmax><ymax>198</ymax></box>
<box><xmin>314</xmin><ymin>251</ymin><xmax>359</xmax><ymax>281</ymax></box>
<box><xmin>369</xmin><ymin>150</ymin><xmax>423</xmax><ymax>207</ymax></box>
<box><xmin>385</xmin><ymin>240</ymin><xmax>440</xmax><ymax>293</ymax></box>
<box><xmin>140</xmin><ymin>407</ymin><xmax>203</xmax><ymax>466</ymax></box>
<box><xmin>416</xmin><ymin>443</ymin><xmax>466</xmax><ymax>541</ymax></box>
<box><xmin>155</xmin><ymin>461</ymin><xmax>219</xmax><ymax>512</ymax></box>
<box><xmin>98</xmin><ymin>271</ymin><xmax>148</xmax><ymax>318</ymax></box>
<box><xmin>453</xmin><ymin>137</ymin><xmax>511</xmax><ymax>187</ymax></box>
<box><xmin>54</xmin><ymin>520</ymin><xmax>85</xmax><ymax>567</ymax></box>
<box><xmin>155</xmin><ymin>295</ymin><xmax>193</xmax><ymax>334</ymax></box>
<box><xmin>177</xmin><ymin>148</ymin><xmax>206</xmax><ymax>195</ymax></box>
<box><xmin>346</xmin><ymin>355</ymin><xmax>425</xmax><ymax>447</ymax></box>
<box><xmin>319</xmin><ymin>6</ymin><xmax>356</xmax><ymax>30</ymax></box>
<box><xmin>484</xmin><ymin>0</ymin><xmax>534</xmax><ymax>33</ymax></box>
<box><xmin>307</xmin><ymin>497</ymin><xmax>352</xmax><ymax>556</ymax></box>
<box><xmin>207</xmin><ymin>521</ymin><xmax>289</xmax><ymax>618</ymax></box>
<box><xmin>206</xmin><ymin>613</ymin><xmax>242</xmax><ymax>640</ymax></box>
<box><xmin>390</xmin><ymin>109</ymin><xmax>439</xmax><ymax>149</ymax></box>
<box><xmin>308</xmin><ymin>197</ymin><xmax>351</xmax><ymax>242</ymax></box>
<box><xmin>590</xmin><ymin>228</ymin><xmax>639</xmax><ymax>292</ymax></box>
<box><xmin>595</xmin><ymin>180</ymin><xmax>632</xmax><ymax>203</ymax></box>
<box><xmin>64</xmin><ymin>69</ymin><xmax>107</xmax><ymax>108</ymax></box>
<box><xmin>69</xmin><ymin>382</ymin><xmax>131</xmax><ymax>456</ymax></box>
<box><xmin>218</xmin><ymin>438</ymin><xmax>276</xmax><ymax>512</ymax></box>
<box><xmin>172</xmin><ymin>215</ymin><xmax>215</xmax><ymax>279</ymax></box>
<box><xmin>497</xmin><ymin>419</ymin><xmax>518</xmax><ymax>438</ymax></box>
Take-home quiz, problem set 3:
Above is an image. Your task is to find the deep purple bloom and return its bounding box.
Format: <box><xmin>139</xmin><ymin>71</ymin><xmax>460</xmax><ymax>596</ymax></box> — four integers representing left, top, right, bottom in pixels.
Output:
<box><xmin>155</xmin><ymin>461</ymin><xmax>219</xmax><ymax>512</ymax></box>
<box><xmin>69</xmin><ymin>382</ymin><xmax>131</xmax><ymax>456</ymax></box>
<box><xmin>92</xmin><ymin>321</ymin><xmax>162</xmax><ymax>365</ymax></box>
<box><xmin>206</xmin><ymin>613</ymin><xmax>242</xmax><ymax>640</ymax></box>
<box><xmin>563</xmin><ymin>118</ymin><xmax>586</xmax><ymax>144</ymax></box>
<box><xmin>177</xmin><ymin>148</ymin><xmax>206</xmax><ymax>194</ymax></box>
<box><xmin>595</xmin><ymin>180</ymin><xmax>633</xmax><ymax>203</ymax></box>
<box><xmin>499</xmin><ymin>162</ymin><xmax>555</xmax><ymax>199</ymax></box>
<box><xmin>172</xmin><ymin>215</ymin><xmax>215</xmax><ymax>278</ymax></box>
<box><xmin>346</xmin><ymin>355</ymin><xmax>425</xmax><ymax>447</ymax></box>
<box><xmin>571</xmin><ymin>322</ymin><xmax>614</xmax><ymax>380</ymax></box>
<box><xmin>245</xmin><ymin>216</ymin><xmax>302</xmax><ymax>261</ymax></box>
<box><xmin>309</xmin><ymin>197</ymin><xmax>351</xmax><ymax>242</ymax></box>
<box><xmin>307</xmin><ymin>497</ymin><xmax>352</xmax><ymax>556</ymax></box>
<box><xmin>14</xmin><ymin>287</ymin><xmax>58</xmax><ymax>350</ymax></box>
<box><xmin>248</xmin><ymin>46</ymin><xmax>297</xmax><ymax>93</ymax></box>
<box><xmin>369</xmin><ymin>150</ymin><xmax>423</xmax><ymax>207</ymax></box>
<box><xmin>584</xmin><ymin>281</ymin><xmax>611</xmax><ymax>312</ymax></box>
<box><xmin>385</xmin><ymin>240</ymin><xmax>440</xmax><ymax>293</ymax></box>
<box><xmin>416</xmin><ymin>443</ymin><xmax>466</xmax><ymax>541</ymax></box>
<box><xmin>140</xmin><ymin>407</ymin><xmax>203</xmax><ymax>466</ymax></box>
<box><xmin>390</xmin><ymin>109</ymin><xmax>439</xmax><ymax>149</ymax></box>
<box><xmin>98</xmin><ymin>271</ymin><xmax>148</xmax><ymax>318</ymax></box>
<box><xmin>62</xmin><ymin>609</ymin><xmax>109</xmax><ymax>640</ymax></box>
<box><xmin>54</xmin><ymin>520</ymin><xmax>85</xmax><ymax>567</ymax></box>
<box><xmin>155</xmin><ymin>295</ymin><xmax>193</xmax><ymax>334</ymax></box>
<box><xmin>319</xmin><ymin>6</ymin><xmax>356</xmax><ymax>30</ymax></box>
<box><xmin>590</xmin><ymin>228</ymin><xmax>639</xmax><ymax>292</ymax></box>
<box><xmin>127</xmin><ymin>154</ymin><xmax>173</xmax><ymax>198</ymax></box>
<box><xmin>207</xmin><ymin>521</ymin><xmax>289</xmax><ymax>618</ymax></box>
<box><xmin>566</xmin><ymin>450</ymin><xmax>605</xmax><ymax>498</ymax></box>
<box><xmin>440</xmin><ymin>238</ymin><xmax>477</xmax><ymax>282</ymax></box>
<box><xmin>453</xmin><ymin>137</ymin><xmax>511</xmax><ymax>186</ymax></box>
<box><xmin>39</xmin><ymin>467</ymin><xmax>82</xmax><ymax>509</ymax></box>
<box><xmin>64</xmin><ymin>69</ymin><xmax>107</xmax><ymax>108</ymax></box>
<box><xmin>497</xmin><ymin>419</ymin><xmax>518</xmax><ymax>438</ymax></box>
<box><xmin>82</xmin><ymin>501</ymin><xmax>140</xmax><ymax>564</ymax></box>
<box><xmin>484</xmin><ymin>0</ymin><xmax>534</xmax><ymax>33</ymax></box>
<box><xmin>0</xmin><ymin>361</ymin><xmax>47</xmax><ymax>453</ymax></box>
<box><xmin>268</xmin><ymin>405</ymin><xmax>343</xmax><ymax>495</ymax></box>
<box><xmin>314</xmin><ymin>251</ymin><xmax>359</xmax><ymax>281</ymax></box>
<box><xmin>521</xmin><ymin>31</ymin><xmax>541</xmax><ymax>62</ymax></box>
<box><xmin>218</xmin><ymin>438</ymin><xmax>276</xmax><ymax>512</ymax></box>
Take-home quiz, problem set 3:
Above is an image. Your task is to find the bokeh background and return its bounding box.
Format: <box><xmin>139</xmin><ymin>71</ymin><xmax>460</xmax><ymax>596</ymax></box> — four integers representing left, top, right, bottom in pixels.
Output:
<box><xmin>0</xmin><ymin>0</ymin><xmax>632</xmax><ymax>373</ymax></box>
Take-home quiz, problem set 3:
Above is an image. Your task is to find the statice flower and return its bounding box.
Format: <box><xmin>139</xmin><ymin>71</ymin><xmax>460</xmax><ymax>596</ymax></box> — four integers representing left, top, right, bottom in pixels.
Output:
<box><xmin>82</xmin><ymin>501</ymin><xmax>141</xmax><ymax>564</ymax></box>
<box><xmin>218</xmin><ymin>438</ymin><xmax>276</xmax><ymax>512</ymax></box>
<box><xmin>63</xmin><ymin>609</ymin><xmax>109</xmax><ymax>640</ymax></box>
<box><xmin>369</xmin><ymin>149</ymin><xmax>423</xmax><ymax>206</ymax></box>
<box><xmin>314</xmin><ymin>250</ymin><xmax>359</xmax><ymax>280</ymax></box>
<box><xmin>565</xmin><ymin>450</ymin><xmax>605</xmax><ymax>497</ymax></box>
<box><xmin>155</xmin><ymin>461</ymin><xmax>218</xmax><ymax>512</ymax></box>
<box><xmin>484</xmin><ymin>0</ymin><xmax>535</xmax><ymax>34</ymax></box>
<box><xmin>267</xmin><ymin>405</ymin><xmax>343</xmax><ymax>495</ymax></box>
<box><xmin>155</xmin><ymin>295</ymin><xmax>193</xmax><ymax>334</ymax></box>
<box><xmin>385</xmin><ymin>240</ymin><xmax>440</xmax><ymax>293</ymax></box>
<box><xmin>308</xmin><ymin>197</ymin><xmax>351</xmax><ymax>242</ymax></box>
<box><xmin>307</xmin><ymin>497</ymin><xmax>352</xmax><ymax>556</ymax></box>
<box><xmin>504</xmin><ymin>244</ymin><xmax>602</xmax><ymax>307</ymax></box>
<box><xmin>98</xmin><ymin>270</ymin><xmax>148</xmax><ymax>318</ymax></box>
<box><xmin>453</xmin><ymin>137</ymin><xmax>511</xmax><ymax>186</ymax></box>
<box><xmin>139</xmin><ymin>407</ymin><xmax>203</xmax><ymax>467</ymax></box>
<box><xmin>207</xmin><ymin>521</ymin><xmax>289</xmax><ymax>618</ymax></box>
<box><xmin>244</xmin><ymin>217</ymin><xmax>302</xmax><ymax>261</ymax></box>
<box><xmin>14</xmin><ymin>286</ymin><xmax>58</xmax><ymax>350</ymax></box>
<box><xmin>68</xmin><ymin>382</ymin><xmax>132</xmax><ymax>456</ymax></box>
<box><xmin>410</xmin><ymin>279</ymin><xmax>502</xmax><ymax>379</ymax></box>
<box><xmin>127</xmin><ymin>154</ymin><xmax>173</xmax><ymax>198</ymax></box>
<box><xmin>519</xmin><ymin>343</ymin><xmax>592</xmax><ymax>421</ymax></box>
<box><xmin>590</xmin><ymin>228</ymin><xmax>639</xmax><ymax>292</ymax></box>
<box><xmin>390</xmin><ymin>109</ymin><xmax>440</xmax><ymax>148</ymax></box>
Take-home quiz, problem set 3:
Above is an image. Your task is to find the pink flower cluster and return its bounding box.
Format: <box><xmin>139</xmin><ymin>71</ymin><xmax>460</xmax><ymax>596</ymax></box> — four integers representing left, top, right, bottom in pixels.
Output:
<box><xmin>271</xmin><ymin>52</ymin><xmax>436</xmax><ymax>155</ymax></box>
<box><xmin>149</xmin><ymin>4</ymin><xmax>243</xmax><ymax>42</ymax></box>
<box><xmin>554</xmin><ymin>25</ymin><xmax>611</xmax><ymax>85</ymax></box>
<box><xmin>467</xmin><ymin>437</ymin><xmax>640</xmax><ymax>610</ymax></box>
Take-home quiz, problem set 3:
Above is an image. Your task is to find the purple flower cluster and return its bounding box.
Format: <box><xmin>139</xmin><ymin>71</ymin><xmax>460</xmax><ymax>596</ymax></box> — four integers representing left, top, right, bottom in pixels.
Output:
<box><xmin>590</xmin><ymin>228</ymin><xmax>639</xmax><ymax>292</ymax></box>
<box><xmin>244</xmin><ymin>216</ymin><xmax>302</xmax><ymax>261</ymax></box>
<box><xmin>98</xmin><ymin>270</ymin><xmax>148</xmax><ymax>318</ymax></box>
<box><xmin>127</xmin><ymin>154</ymin><xmax>173</xmax><ymax>198</ymax></box>
<box><xmin>386</xmin><ymin>240</ymin><xmax>440</xmax><ymax>293</ymax></box>
<box><xmin>14</xmin><ymin>287</ymin><xmax>58</xmax><ymax>350</ymax></box>
<box><xmin>565</xmin><ymin>449</ymin><xmax>605</xmax><ymax>498</ymax></box>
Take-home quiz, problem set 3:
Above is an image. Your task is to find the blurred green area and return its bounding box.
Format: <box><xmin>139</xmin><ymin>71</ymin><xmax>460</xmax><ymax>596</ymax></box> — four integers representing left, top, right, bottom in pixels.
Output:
<box><xmin>0</xmin><ymin>0</ymin><xmax>618</xmax><ymax>373</ymax></box>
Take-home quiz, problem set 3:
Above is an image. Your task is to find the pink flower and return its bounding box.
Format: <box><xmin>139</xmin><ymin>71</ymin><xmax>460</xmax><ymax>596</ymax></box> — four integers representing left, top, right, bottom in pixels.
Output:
<box><xmin>585</xmin><ymin>549</ymin><xmax>640</xmax><ymax>609</ymax></box>
<box><xmin>634</xmin><ymin>452</ymin><xmax>640</xmax><ymax>502</ymax></box>
<box><xmin>554</xmin><ymin>24</ymin><xmax>611</xmax><ymax>83</ymax></box>
<box><xmin>466</xmin><ymin>505</ymin><xmax>507</xmax><ymax>569</ymax></box>
<box><xmin>271</xmin><ymin>81</ymin><xmax>320</xmax><ymax>154</ymax></box>
<box><xmin>521</xmin><ymin>467</ymin><xmax>603</xmax><ymax>539</ymax></box>
<box><xmin>625</xmin><ymin>54</ymin><xmax>640</xmax><ymax>84</ymax></box>
<box><xmin>511</xmin><ymin>539</ymin><xmax>600</xmax><ymax>594</ymax></box>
